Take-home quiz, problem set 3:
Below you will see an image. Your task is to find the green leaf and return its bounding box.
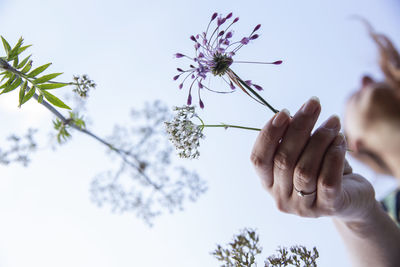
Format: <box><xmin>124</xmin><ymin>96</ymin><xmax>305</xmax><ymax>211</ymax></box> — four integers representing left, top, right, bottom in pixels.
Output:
<box><xmin>21</xmin><ymin>60</ymin><xmax>32</xmax><ymax>74</ymax></box>
<box><xmin>27</xmin><ymin>63</ymin><xmax>51</xmax><ymax>78</ymax></box>
<box><xmin>37</xmin><ymin>94</ymin><xmax>43</xmax><ymax>103</ymax></box>
<box><xmin>17</xmin><ymin>54</ymin><xmax>31</xmax><ymax>69</ymax></box>
<box><xmin>0</xmin><ymin>72</ymin><xmax>12</xmax><ymax>83</ymax></box>
<box><xmin>33</xmin><ymin>73</ymin><xmax>63</xmax><ymax>84</ymax></box>
<box><xmin>18</xmin><ymin>80</ymin><xmax>28</xmax><ymax>107</ymax></box>
<box><xmin>0</xmin><ymin>74</ymin><xmax>15</xmax><ymax>89</ymax></box>
<box><xmin>36</xmin><ymin>83</ymin><xmax>68</xmax><ymax>90</ymax></box>
<box><xmin>1</xmin><ymin>36</ymin><xmax>11</xmax><ymax>55</ymax></box>
<box><xmin>18</xmin><ymin>45</ymin><xmax>31</xmax><ymax>55</ymax></box>
<box><xmin>41</xmin><ymin>90</ymin><xmax>71</xmax><ymax>109</ymax></box>
<box><xmin>21</xmin><ymin>86</ymin><xmax>35</xmax><ymax>105</ymax></box>
<box><xmin>1</xmin><ymin>77</ymin><xmax>22</xmax><ymax>94</ymax></box>
<box><xmin>12</xmin><ymin>57</ymin><xmax>19</xmax><ymax>68</ymax></box>
<box><xmin>8</xmin><ymin>37</ymin><xmax>23</xmax><ymax>60</ymax></box>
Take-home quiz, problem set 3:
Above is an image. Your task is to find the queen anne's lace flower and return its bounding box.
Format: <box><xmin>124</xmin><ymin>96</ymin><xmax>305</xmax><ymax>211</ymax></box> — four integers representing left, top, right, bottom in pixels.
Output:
<box><xmin>174</xmin><ymin>12</ymin><xmax>282</xmax><ymax>110</ymax></box>
<box><xmin>165</xmin><ymin>106</ymin><xmax>204</xmax><ymax>159</ymax></box>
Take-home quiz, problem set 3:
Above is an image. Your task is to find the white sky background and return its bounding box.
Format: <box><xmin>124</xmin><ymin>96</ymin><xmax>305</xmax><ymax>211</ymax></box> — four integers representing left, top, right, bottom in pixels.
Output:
<box><xmin>0</xmin><ymin>0</ymin><xmax>399</xmax><ymax>266</ymax></box>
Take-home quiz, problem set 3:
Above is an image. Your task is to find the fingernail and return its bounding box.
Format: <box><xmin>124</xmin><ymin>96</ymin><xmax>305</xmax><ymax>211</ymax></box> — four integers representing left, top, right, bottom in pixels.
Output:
<box><xmin>272</xmin><ymin>109</ymin><xmax>290</xmax><ymax>127</ymax></box>
<box><xmin>334</xmin><ymin>133</ymin><xmax>345</xmax><ymax>146</ymax></box>
<box><xmin>301</xmin><ymin>96</ymin><xmax>320</xmax><ymax>115</ymax></box>
<box><xmin>322</xmin><ymin>115</ymin><xmax>341</xmax><ymax>130</ymax></box>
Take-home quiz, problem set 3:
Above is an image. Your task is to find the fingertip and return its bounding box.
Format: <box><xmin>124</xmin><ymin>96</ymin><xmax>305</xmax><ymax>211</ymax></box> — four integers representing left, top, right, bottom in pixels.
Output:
<box><xmin>310</xmin><ymin>96</ymin><xmax>320</xmax><ymax>103</ymax></box>
<box><xmin>301</xmin><ymin>97</ymin><xmax>321</xmax><ymax>115</ymax></box>
<box><xmin>333</xmin><ymin>133</ymin><xmax>346</xmax><ymax>147</ymax></box>
<box><xmin>272</xmin><ymin>109</ymin><xmax>290</xmax><ymax>127</ymax></box>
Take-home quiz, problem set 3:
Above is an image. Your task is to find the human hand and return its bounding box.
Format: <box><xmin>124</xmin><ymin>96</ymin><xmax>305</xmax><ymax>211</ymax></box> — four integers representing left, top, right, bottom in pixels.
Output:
<box><xmin>250</xmin><ymin>97</ymin><xmax>376</xmax><ymax>222</ymax></box>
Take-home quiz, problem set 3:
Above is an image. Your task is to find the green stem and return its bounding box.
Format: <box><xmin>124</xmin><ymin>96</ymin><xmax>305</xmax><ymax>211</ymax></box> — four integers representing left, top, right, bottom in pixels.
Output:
<box><xmin>229</xmin><ymin>69</ymin><xmax>279</xmax><ymax>114</ymax></box>
<box><xmin>202</xmin><ymin>124</ymin><xmax>261</xmax><ymax>131</ymax></box>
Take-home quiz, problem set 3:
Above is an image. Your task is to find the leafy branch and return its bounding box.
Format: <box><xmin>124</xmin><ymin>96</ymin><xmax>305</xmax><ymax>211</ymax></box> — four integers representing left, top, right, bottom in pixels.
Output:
<box><xmin>0</xmin><ymin>36</ymin><xmax>96</xmax><ymax>109</ymax></box>
<box><xmin>0</xmin><ymin>37</ymin><xmax>206</xmax><ymax>225</ymax></box>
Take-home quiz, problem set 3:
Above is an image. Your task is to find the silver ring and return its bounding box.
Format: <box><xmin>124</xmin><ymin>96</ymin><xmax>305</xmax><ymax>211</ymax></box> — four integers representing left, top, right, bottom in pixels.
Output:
<box><xmin>294</xmin><ymin>186</ymin><xmax>317</xmax><ymax>197</ymax></box>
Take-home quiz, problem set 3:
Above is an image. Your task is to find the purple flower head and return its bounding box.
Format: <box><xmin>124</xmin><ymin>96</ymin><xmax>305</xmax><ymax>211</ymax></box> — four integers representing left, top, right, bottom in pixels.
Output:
<box><xmin>250</xmin><ymin>34</ymin><xmax>259</xmax><ymax>40</ymax></box>
<box><xmin>174</xmin><ymin>12</ymin><xmax>282</xmax><ymax>109</ymax></box>
<box><xmin>253</xmin><ymin>84</ymin><xmax>263</xmax><ymax>91</ymax></box>
<box><xmin>217</xmin><ymin>17</ymin><xmax>226</xmax><ymax>26</ymax></box>
<box><xmin>199</xmin><ymin>99</ymin><xmax>204</xmax><ymax>109</ymax></box>
<box><xmin>240</xmin><ymin>37</ymin><xmax>250</xmax><ymax>45</ymax></box>
<box><xmin>253</xmin><ymin>24</ymin><xmax>261</xmax><ymax>32</ymax></box>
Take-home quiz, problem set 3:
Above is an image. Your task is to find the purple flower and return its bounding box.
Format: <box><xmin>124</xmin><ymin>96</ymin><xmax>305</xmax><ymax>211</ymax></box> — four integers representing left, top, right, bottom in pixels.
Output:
<box><xmin>173</xmin><ymin>12</ymin><xmax>282</xmax><ymax>110</ymax></box>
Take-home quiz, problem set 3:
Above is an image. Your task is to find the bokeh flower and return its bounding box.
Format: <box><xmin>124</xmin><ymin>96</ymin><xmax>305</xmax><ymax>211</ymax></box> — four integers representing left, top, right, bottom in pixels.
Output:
<box><xmin>174</xmin><ymin>12</ymin><xmax>282</xmax><ymax>112</ymax></box>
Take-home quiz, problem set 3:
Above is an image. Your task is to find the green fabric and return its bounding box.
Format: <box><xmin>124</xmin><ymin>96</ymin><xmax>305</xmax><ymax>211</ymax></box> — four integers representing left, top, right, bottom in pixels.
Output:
<box><xmin>380</xmin><ymin>188</ymin><xmax>400</xmax><ymax>228</ymax></box>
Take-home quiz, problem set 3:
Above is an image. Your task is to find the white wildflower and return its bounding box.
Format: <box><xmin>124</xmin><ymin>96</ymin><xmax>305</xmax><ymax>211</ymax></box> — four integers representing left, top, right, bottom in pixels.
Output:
<box><xmin>165</xmin><ymin>106</ymin><xmax>204</xmax><ymax>159</ymax></box>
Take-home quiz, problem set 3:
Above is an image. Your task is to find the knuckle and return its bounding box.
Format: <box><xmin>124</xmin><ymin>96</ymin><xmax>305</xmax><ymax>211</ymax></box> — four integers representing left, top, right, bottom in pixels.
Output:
<box><xmin>250</xmin><ymin>152</ymin><xmax>265</xmax><ymax>168</ymax></box>
<box><xmin>259</xmin><ymin>129</ymin><xmax>275</xmax><ymax>144</ymax></box>
<box><xmin>312</xmin><ymin>127</ymin><xmax>336</xmax><ymax>142</ymax></box>
<box><xmin>259</xmin><ymin>177</ymin><xmax>273</xmax><ymax>191</ymax></box>
<box><xmin>318</xmin><ymin>179</ymin><xmax>337</xmax><ymax>198</ymax></box>
<box><xmin>290</xmin><ymin>118</ymin><xmax>307</xmax><ymax>132</ymax></box>
<box><xmin>296</xmin><ymin>208</ymin><xmax>309</xmax><ymax>217</ymax></box>
<box><xmin>275</xmin><ymin>199</ymin><xmax>288</xmax><ymax>213</ymax></box>
<box><xmin>294</xmin><ymin>164</ymin><xmax>314</xmax><ymax>187</ymax></box>
<box><xmin>273</xmin><ymin>150</ymin><xmax>294</xmax><ymax>172</ymax></box>
<box><xmin>318</xmin><ymin>200</ymin><xmax>339</xmax><ymax>216</ymax></box>
<box><xmin>295</xmin><ymin>207</ymin><xmax>320</xmax><ymax>218</ymax></box>
<box><xmin>326</xmin><ymin>147</ymin><xmax>344</xmax><ymax>165</ymax></box>
<box><xmin>319</xmin><ymin>178</ymin><xmax>335</xmax><ymax>190</ymax></box>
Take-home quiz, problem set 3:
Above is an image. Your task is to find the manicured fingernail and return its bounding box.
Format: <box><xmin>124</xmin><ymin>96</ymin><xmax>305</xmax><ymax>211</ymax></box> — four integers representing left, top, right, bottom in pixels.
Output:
<box><xmin>334</xmin><ymin>133</ymin><xmax>345</xmax><ymax>146</ymax></box>
<box><xmin>272</xmin><ymin>109</ymin><xmax>290</xmax><ymax>127</ymax></box>
<box><xmin>301</xmin><ymin>96</ymin><xmax>320</xmax><ymax>115</ymax></box>
<box><xmin>322</xmin><ymin>115</ymin><xmax>341</xmax><ymax>130</ymax></box>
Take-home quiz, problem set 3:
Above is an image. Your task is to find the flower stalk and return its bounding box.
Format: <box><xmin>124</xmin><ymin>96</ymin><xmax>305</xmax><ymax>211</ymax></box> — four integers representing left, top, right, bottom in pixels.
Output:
<box><xmin>201</xmin><ymin>124</ymin><xmax>261</xmax><ymax>131</ymax></box>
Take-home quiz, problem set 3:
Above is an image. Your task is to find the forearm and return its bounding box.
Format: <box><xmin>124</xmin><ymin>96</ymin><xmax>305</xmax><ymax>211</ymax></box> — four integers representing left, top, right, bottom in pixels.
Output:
<box><xmin>333</xmin><ymin>200</ymin><xmax>400</xmax><ymax>267</ymax></box>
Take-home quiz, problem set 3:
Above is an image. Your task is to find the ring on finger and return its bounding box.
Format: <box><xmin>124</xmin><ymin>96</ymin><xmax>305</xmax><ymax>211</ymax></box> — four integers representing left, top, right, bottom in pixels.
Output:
<box><xmin>293</xmin><ymin>185</ymin><xmax>317</xmax><ymax>197</ymax></box>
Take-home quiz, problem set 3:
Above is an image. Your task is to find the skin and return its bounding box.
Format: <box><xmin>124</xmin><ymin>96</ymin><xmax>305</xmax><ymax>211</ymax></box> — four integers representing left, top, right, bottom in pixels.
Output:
<box><xmin>251</xmin><ymin>97</ymin><xmax>400</xmax><ymax>266</ymax></box>
<box><xmin>344</xmin><ymin>79</ymin><xmax>400</xmax><ymax>178</ymax></box>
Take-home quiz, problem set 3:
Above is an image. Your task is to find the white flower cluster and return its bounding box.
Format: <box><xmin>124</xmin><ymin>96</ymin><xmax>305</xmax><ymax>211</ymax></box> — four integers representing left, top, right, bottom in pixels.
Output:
<box><xmin>165</xmin><ymin>106</ymin><xmax>204</xmax><ymax>159</ymax></box>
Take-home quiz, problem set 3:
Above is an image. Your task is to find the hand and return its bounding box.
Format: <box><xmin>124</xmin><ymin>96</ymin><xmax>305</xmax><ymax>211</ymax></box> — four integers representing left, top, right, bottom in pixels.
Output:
<box><xmin>250</xmin><ymin>97</ymin><xmax>376</xmax><ymax>222</ymax></box>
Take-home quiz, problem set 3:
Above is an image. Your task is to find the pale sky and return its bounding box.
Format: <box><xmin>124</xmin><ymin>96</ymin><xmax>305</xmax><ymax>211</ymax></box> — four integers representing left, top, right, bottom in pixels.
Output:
<box><xmin>0</xmin><ymin>0</ymin><xmax>399</xmax><ymax>266</ymax></box>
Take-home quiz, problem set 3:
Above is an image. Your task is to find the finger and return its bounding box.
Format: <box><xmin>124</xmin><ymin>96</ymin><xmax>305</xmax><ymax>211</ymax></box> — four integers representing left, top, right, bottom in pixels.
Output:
<box><xmin>343</xmin><ymin>159</ymin><xmax>353</xmax><ymax>175</ymax></box>
<box><xmin>316</xmin><ymin>133</ymin><xmax>346</xmax><ymax>215</ymax></box>
<box><xmin>251</xmin><ymin>109</ymin><xmax>291</xmax><ymax>190</ymax></box>
<box><xmin>293</xmin><ymin>115</ymin><xmax>341</xmax><ymax>207</ymax></box>
<box><xmin>273</xmin><ymin>97</ymin><xmax>321</xmax><ymax>197</ymax></box>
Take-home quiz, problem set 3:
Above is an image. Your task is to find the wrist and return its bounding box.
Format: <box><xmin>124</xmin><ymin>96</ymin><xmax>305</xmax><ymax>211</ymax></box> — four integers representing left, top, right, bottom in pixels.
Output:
<box><xmin>333</xmin><ymin>200</ymin><xmax>382</xmax><ymax>237</ymax></box>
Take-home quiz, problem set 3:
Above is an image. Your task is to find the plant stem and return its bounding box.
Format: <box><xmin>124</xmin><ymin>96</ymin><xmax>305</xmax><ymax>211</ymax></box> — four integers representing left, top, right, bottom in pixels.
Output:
<box><xmin>32</xmin><ymin>92</ymin><xmax>164</xmax><ymax>191</ymax></box>
<box><xmin>202</xmin><ymin>124</ymin><xmax>261</xmax><ymax>131</ymax></box>
<box><xmin>228</xmin><ymin>69</ymin><xmax>279</xmax><ymax>114</ymax></box>
<box><xmin>237</xmin><ymin>77</ymin><xmax>279</xmax><ymax>114</ymax></box>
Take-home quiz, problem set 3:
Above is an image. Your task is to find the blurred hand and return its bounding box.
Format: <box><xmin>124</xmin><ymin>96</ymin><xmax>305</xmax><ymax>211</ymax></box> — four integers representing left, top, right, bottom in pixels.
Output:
<box><xmin>251</xmin><ymin>97</ymin><xmax>376</xmax><ymax>222</ymax></box>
